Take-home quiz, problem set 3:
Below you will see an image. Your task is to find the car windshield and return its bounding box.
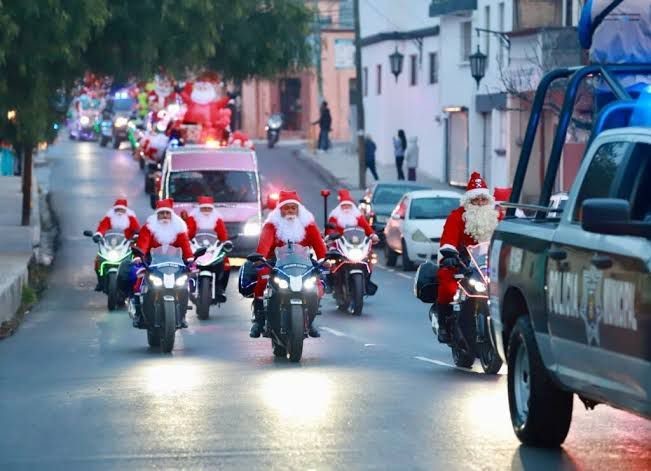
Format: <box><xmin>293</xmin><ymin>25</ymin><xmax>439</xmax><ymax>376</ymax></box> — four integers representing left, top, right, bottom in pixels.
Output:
<box><xmin>409</xmin><ymin>197</ymin><xmax>459</xmax><ymax>220</ymax></box>
<box><xmin>168</xmin><ymin>170</ymin><xmax>258</xmax><ymax>203</ymax></box>
<box><xmin>112</xmin><ymin>98</ymin><xmax>136</xmax><ymax>112</ymax></box>
<box><xmin>342</xmin><ymin>227</ymin><xmax>366</xmax><ymax>245</ymax></box>
<box><xmin>150</xmin><ymin>246</ymin><xmax>184</xmax><ymax>265</ymax></box>
<box><xmin>195</xmin><ymin>231</ymin><xmax>218</xmax><ymax>247</ymax></box>
<box><xmin>372</xmin><ymin>185</ymin><xmax>425</xmax><ymax>205</ymax></box>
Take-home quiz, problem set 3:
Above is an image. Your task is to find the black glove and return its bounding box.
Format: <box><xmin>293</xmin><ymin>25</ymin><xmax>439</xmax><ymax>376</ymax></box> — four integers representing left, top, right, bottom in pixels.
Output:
<box><xmin>440</xmin><ymin>256</ymin><xmax>458</xmax><ymax>268</ymax></box>
<box><xmin>92</xmin><ymin>234</ymin><xmax>102</xmax><ymax>243</ymax></box>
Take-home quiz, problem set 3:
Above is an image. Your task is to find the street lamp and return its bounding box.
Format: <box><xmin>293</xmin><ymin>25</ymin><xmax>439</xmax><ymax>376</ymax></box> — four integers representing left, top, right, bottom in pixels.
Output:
<box><xmin>389</xmin><ymin>48</ymin><xmax>404</xmax><ymax>82</ymax></box>
<box><xmin>469</xmin><ymin>46</ymin><xmax>487</xmax><ymax>88</ymax></box>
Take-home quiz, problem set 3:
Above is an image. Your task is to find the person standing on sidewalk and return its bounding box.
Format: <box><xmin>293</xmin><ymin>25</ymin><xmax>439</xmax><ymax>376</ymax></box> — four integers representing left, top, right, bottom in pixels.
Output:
<box><xmin>393</xmin><ymin>129</ymin><xmax>407</xmax><ymax>180</ymax></box>
<box><xmin>313</xmin><ymin>101</ymin><xmax>332</xmax><ymax>152</ymax></box>
<box><xmin>365</xmin><ymin>134</ymin><xmax>379</xmax><ymax>181</ymax></box>
<box><xmin>405</xmin><ymin>136</ymin><xmax>419</xmax><ymax>181</ymax></box>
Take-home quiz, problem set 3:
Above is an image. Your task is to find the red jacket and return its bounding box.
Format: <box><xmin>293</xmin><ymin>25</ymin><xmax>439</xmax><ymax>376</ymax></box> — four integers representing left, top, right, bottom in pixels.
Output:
<box><xmin>257</xmin><ymin>222</ymin><xmax>327</xmax><ymax>260</ymax></box>
<box><xmin>326</xmin><ymin>214</ymin><xmax>374</xmax><ymax>237</ymax></box>
<box><xmin>186</xmin><ymin>215</ymin><xmax>228</xmax><ymax>241</ymax></box>
<box><xmin>96</xmin><ymin>214</ymin><xmax>140</xmax><ymax>240</ymax></box>
<box><xmin>135</xmin><ymin>223</ymin><xmax>193</xmax><ymax>260</ymax></box>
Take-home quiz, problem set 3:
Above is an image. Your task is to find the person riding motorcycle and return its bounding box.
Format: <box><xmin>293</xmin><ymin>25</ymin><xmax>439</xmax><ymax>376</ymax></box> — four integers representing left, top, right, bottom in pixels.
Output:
<box><xmin>131</xmin><ymin>198</ymin><xmax>194</xmax><ymax>327</ymax></box>
<box><xmin>249</xmin><ymin>190</ymin><xmax>327</xmax><ymax>339</ymax></box>
<box><xmin>93</xmin><ymin>199</ymin><xmax>140</xmax><ymax>291</ymax></box>
<box><xmin>436</xmin><ymin>172</ymin><xmax>499</xmax><ymax>343</ymax></box>
<box><xmin>325</xmin><ymin>189</ymin><xmax>379</xmax><ymax>242</ymax></box>
<box><xmin>185</xmin><ymin>195</ymin><xmax>230</xmax><ymax>303</ymax></box>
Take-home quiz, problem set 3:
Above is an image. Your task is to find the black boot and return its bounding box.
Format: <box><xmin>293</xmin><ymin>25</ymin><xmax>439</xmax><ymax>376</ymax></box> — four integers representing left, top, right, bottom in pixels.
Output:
<box><xmin>215</xmin><ymin>287</ymin><xmax>227</xmax><ymax>304</ymax></box>
<box><xmin>95</xmin><ymin>272</ymin><xmax>103</xmax><ymax>292</ymax></box>
<box><xmin>308</xmin><ymin>324</ymin><xmax>320</xmax><ymax>338</ymax></box>
<box><xmin>249</xmin><ymin>299</ymin><xmax>265</xmax><ymax>338</ymax></box>
<box><xmin>436</xmin><ymin>303</ymin><xmax>453</xmax><ymax>344</ymax></box>
<box><xmin>132</xmin><ymin>296</ymin><xmax>144</xmax><ymax>328</ymax></box>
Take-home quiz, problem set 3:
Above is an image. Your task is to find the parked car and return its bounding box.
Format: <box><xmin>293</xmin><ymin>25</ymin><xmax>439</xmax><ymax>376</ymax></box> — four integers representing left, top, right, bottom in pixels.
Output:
<box><xmin>384</xmin><ymin>190</ymin><xmax>460</xmax><ymax>271</ymax></box>
<box><xmin>359</xmin><ymin>182</ymin><xmax>429</xmax><ymax>241</ymax></box>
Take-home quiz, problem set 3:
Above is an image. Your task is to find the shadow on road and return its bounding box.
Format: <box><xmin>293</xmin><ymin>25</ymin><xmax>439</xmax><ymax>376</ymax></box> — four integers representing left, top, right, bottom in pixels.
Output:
<box><xmin>511</xmin><ymin>445</ymin><xmax>577</xmax><ymax>471</ymax></box>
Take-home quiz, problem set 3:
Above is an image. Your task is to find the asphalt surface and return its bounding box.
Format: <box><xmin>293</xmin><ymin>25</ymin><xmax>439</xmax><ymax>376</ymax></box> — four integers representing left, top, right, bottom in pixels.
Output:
<box><xmin>0</xmin><ymin>139</ymin><xmax>649</xmax><ymax>470</ymax></box>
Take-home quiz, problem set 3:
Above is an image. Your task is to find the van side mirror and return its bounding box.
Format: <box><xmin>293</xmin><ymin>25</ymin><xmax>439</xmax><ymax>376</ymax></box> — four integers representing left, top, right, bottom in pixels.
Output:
<box><xmin>582</xmin><ymin>198</ymin><xmax>651</xmax><ymax>238</ymax></box>
<box><xmin>193</xmin><ymin>247</ymin><xmax>208</xmax><ymax>258</ymax></box>
<box><xmin>83</xmin><ymin>230</ymin><xmax>94</xmax><ymax>237</ymax></box>
<box><xmin>266</xmin><ymin>194</ymin><xmax>278</xmax><ymax>210</ymax></box>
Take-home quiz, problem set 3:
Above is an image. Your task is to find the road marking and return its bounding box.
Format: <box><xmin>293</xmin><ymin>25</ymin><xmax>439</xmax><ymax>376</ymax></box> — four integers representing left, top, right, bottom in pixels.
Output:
<box><xmin>320</xmin><ymin>326</ymin><xmax>347</xmax><ymax>337</ymax></box>
<box><xmin>376</xmin><ymin>265</ymin><xmax>413</xmax><ymax>280</ymax></box>
<box><xmin>395</xmin><ymin>272</ymin><xmax>413</xmax><ymax>280</ymax></box>
<box><xmin>414</xmin><ymin>356</ymin><xmax>455</xmax><ymax>368</ymax></box>
<box><xmin>364</xmin><ymin>343</ymin><xmax>376</xmax><ymax>347</ymax></box>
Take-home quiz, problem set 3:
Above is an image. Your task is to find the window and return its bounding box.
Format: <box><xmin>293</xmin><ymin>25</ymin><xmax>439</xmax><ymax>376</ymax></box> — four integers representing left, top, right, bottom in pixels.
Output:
<box><xmin>363</xmin><ymin>67</ymin><xmax>368</xmax><ymax>96</ymax></box>
<box><xmin>429</xmin><ymin>52</ymin><xmax>438</xmax><ymax>84</ymax></box>
<box><xmin>484</xmin><ymin>5</ymin><xmax>491</xmax><ymax>61</ymax></box>
<box><xmin>623</xmin><ymin>143</ymin><xmax>651</xmax><ymax>222</ymax></box>
<box><xmin>409</xmin><ymin>54</ymin><xmax>418</xmax><ymax>86</ymax></box>
<box><xmin>409</xmin><ymin>197</ymin><xmax>460</xmax><ymax>220</ymax></box>
<box><xmin>376</xmin><ymin>64</ymin><xmax>382</xmax><ymax>95</ymax></box>
<box><xmin>461</xmin><ymin>21</ymin><xmax>472</xmax><ymax>61</ymax></box>
<box><xmin>573</xmin><ymin>142</ymin><xmax>629</xmax><ymax>221</ymax></box>
<box><xmin>168</xmin><ymin>170</ymin><xmax>258</xmax><ymax>203</ymax></box>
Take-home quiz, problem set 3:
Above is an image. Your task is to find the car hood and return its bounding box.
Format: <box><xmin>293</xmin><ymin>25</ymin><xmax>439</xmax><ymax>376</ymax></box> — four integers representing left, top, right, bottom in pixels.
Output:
<box><xmin>404</xmin><ymin>218</ymin><xmax>446</xmax><ymax>239</ymax></box>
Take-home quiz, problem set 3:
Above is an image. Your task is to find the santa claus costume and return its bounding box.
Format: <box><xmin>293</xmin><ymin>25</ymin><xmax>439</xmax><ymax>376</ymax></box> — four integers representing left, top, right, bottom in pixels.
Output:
<box><xmin>326</xmin><ymin>189</ymin><xmax>374</xmax><ymax>236</ymax></box>
<box><xmin>95</xmin><ymin>199</ymin><xmax>140</xmax><ymax>240</ymax></box>
<box><xmin>180</xmin><ymin>72</ymin><xmax>231</xmax><ymax>141</ymax></box>
<box><xmin>186</xmin><ymin>196</ymin><xmax>229</xmax><ymax>241</ymax></box>
<box><xmin>135</xmin><ymin>199</ymin><xmax>193</xmax><ymax>260</ymax></box>
<box><xmin>250</xmin><ymin>190</ymin><xmax>326</xmax><ymax>338</ymax></box>
<box><xmin>437</xmin><ymin>172</ymin><xmax>499</xmax><ymax>305</ymax></box>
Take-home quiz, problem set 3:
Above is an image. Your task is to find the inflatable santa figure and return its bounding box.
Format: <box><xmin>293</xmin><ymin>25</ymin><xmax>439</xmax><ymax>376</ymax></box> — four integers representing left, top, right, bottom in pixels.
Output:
<box><xmin>180</xmin><ymin>72</ymin><xmax>231</xmax><ymax>140</ymax></box>
<box><xmin>95</xmin><ymin>199</ymin><xmax>140</xmax><ymax>240</ymax></box>
<box><xmin>186</xmin><ymin>196</ymin><xmax>229</xmax><ymax>241</ymax></box>
<box><xmin>135</xmin><ymin>199</ymin><xmax>193</xmax><ymax>260</ymax></box>
<box><xmin>326</xmin><ymin>189</ymin><xmax>375</xmax><ymax>237</ymax></box>
<box><xmin>228</xmin><ymin>130</ymin><xmax>254</xmax><ymax>149</ymax></box>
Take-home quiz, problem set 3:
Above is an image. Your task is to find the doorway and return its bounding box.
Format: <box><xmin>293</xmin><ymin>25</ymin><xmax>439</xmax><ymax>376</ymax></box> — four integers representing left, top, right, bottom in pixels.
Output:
<box><xmin>279</xmin><ymin>78</ymin><xmax>302</xmax><ymax>131</ymax></box>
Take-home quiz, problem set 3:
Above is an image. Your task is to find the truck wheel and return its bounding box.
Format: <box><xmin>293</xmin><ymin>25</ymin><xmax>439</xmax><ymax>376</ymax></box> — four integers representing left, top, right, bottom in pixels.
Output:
<box><xmin>508</xmin><ymin>316</ymin><xmax>573</xmax><ymax>447</ymax></box>
<box><xmin>385</xmin><ymin>244</ymin><xmax>398</xmax><ymax>267</ymax></box>
<box><xmin>401</xmin><ymin>240</ymin><xmax>415</xmax><ymax>271</ymax></box>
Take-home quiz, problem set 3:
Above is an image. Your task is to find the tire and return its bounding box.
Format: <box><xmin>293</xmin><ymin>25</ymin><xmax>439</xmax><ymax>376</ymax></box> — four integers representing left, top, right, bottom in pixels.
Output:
<box><xmin>267</xmin><ymin>138</ymin><xmax>275</xmax><ymax>149</ymax></box>
<box><xmin>287</xmin><ymin>305</ymin><xmax>304</xmax><ymax>363</ymax></box>
<box><xmin>507</xmin><ymin>316</ymin><xmax>573</xmax><ymax>447</ymax></box>
<box><xmin>100</xmin><ymin>136</ymin><xmax>109</xmax><ymax>147</ymax></box>
<box><xmin>385</xmin><ymin>243</ymin><xmax>398</xmax><ymax>267</ymax></box>
<box><xmin>479</xmin><ymin>341</ymin><xmax>503</xmax><ymax>374</ymax></box>
<box><xmin>452</xmin><ymin>346</ymin><xmax>475</xmax><ymax>368</ymax></box>
<box><xmin>107</xmin><ymin>272</ymin><xmax>119</xmax><ymax>311</ymax></box>
<box><xmin>112</xmin><ymin>136</ymin><xmax>120</xmax><ymax>149</ymax></box>
<box><xmin>147</xmin><ymin>329</ymin><xmax>160</xmax><ymax>347</ymax></box>
<box><xmin>138</xmin><ymin>155</ymin><xmax>145</xmax><ymax>170</ymax></box>
<box><xmin>196</xmin><ymin>277</ymin><xmax>212</xmax><ymax>320</ymax></box>
<box><xmin>402</xmin><ymin>240</ymin><xmax>415</xmax><ymax>271</ymax></box>
<box><xmin>160</xmin><ymin>300</ymin><xmax>177</xmax><ymax>353</ymax></box>
<box><xmin>348</xmin><ymin>273</ymin><xmax>364</xmax><ymax>316</ymax></box>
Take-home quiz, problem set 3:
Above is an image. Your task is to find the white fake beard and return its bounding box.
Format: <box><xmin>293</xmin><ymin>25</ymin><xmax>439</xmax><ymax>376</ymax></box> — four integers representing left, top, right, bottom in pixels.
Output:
<box><xmin>463</xmin><ymin>203</ymin><xmax>499</xmax><ymax>242</ymax></box>
<box><xmin>330</xmin><ymin>205</ymin><xmax>361</xmax><ymax>228</ymax></box>
<box><xmin>194</xmin><ymin>210</ymin><xmax>219</xmax><ymax>230</ymax></box>
<box><xmin>148</xmin><ymin>217</ymin><xmax>179</xmax><ymax>245</ymax></box>
<box><xmin>275</xmin><ymin>215</ymin><xmax>306</xmax><ymax>243</ymax></box>
<box><xmin>109</xmin><ymin>212</ymin><xmax>129</xmax><ymax>231</ymax></box>
<box><xmin>191</xmin><ymin>82</ymin><xmax>217</xmax><ymax>104</ymax></box>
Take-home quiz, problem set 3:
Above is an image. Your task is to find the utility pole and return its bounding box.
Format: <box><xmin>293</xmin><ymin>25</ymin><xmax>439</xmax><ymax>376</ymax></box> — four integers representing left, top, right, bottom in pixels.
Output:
<box><xmin>353</xmin><ymin>0</ymin><xmax>366</xmax><ymax>189</ymax></box>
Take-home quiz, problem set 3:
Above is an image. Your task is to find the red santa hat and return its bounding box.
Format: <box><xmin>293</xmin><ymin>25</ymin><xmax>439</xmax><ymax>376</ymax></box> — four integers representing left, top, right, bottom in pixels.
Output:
<box><xmin>155</xmin><ymin>198</ymin><xmax>174</xmax><ymax>214</ymax></box>
<box><xmin>277</xmin><ymin>190</ymin><xmax>301</xmax><ymax>208</ymax></box>
<box><xmin>464</xmin><ymin>172</ymin><xmax>490</xmax><ymax>200</ymax></box>
<box><xmin>113</xmin><ymin>199</ymin><xmax>128</xmax><ymax>211</ymax></box>
<box><xmin>197</xmin><ymin>195</ymin><xmax>215</xmax><ymax>209</ymax></box>
<box><xmin>337</xmin><ymin>189</ymin><xmax>354</xmax><ymax>205</ymax></box>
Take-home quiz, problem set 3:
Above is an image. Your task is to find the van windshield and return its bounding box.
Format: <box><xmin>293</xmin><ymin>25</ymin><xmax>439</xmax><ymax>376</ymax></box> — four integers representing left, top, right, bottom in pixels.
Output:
<box><xmin>168</xmin><ymin>170</ymin><xmax>258</xmax><ymax>203</ymax></box>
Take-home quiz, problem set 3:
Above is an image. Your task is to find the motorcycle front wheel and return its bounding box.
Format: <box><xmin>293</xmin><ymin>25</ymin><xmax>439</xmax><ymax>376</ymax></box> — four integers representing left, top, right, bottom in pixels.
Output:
<box><xmin>348</xmin><ymin>273</ymin><xmax>364</xmax><ymax>316</ymax></box>
<box><xmin>107</xmin><ymin>272</ymin><xmax>119</xmax><ymax>311</ymax></box>
<box><xmin>479</xmin><ymin>340</ymin><xmax>503</xmax><ymax>374</ymax></box>
<box><xmin>196</xmin><ymin>277</ymin><xmax>212</xmax><ymax>320</ymax></box>
<box><xmin>287</xmin><ymin>305</ymin><xmax>304</xmax><ymax>362</ymax></box>
<box><xmin>160</xmin><ymin>300</ymin><xmax>176</xmax><ymax>353</ymax></box>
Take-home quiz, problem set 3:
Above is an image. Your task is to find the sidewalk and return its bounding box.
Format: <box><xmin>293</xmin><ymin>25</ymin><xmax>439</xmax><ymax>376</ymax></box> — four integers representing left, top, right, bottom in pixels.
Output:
<box><xmin>298</xmin><ymin>142</ymin><xmax>460</xmax><ymax>193</ymax></box>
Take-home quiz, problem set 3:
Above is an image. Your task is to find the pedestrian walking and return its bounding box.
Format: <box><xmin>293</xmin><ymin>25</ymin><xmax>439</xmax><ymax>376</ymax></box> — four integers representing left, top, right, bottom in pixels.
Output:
<box><xmin>313</xmin><ymin>101</ymin><xmax>332</xmax><ymax>152</ymax></box>
<box><xmin>365</xmin><ymin>134</ymin><xmax>379</xmax><ymax>181</ymax></box>
<box><xmin>393</xmin><ymin>129</ymin><xmax>407</xmax><ymax>180</ymax></box>
<box><xmin>405</xmin><ymin>136</ymin><xmax>419</xmax><ymax>181</ymax></box>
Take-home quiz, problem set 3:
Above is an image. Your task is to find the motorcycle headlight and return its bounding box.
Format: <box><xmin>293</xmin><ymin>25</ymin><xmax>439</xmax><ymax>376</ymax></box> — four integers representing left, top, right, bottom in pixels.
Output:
<box><xmin>244</xmin><ymin>220</ymin><xmax>261</xmax><ymax>236</ymax></box>
<box><xmin>106</xmin><ymin>250</ymin><xmax>122</xmax><ymax>262</ymax></box>
<box><xmin>80</xmin><ymin>116</ymin><xmax>90</xmax><ymax>126</ymax></box>
<box><xmin>411</xmin><ymin>229</ymin><xmax>430</xmax><ymax>243</ymax></box>
<box><xmin>175</xmin><ymin>275</ymin><xmax>188</xmax><ymax>287</ymax></box>
<box><xmin>303</xmin><ymin>277</ymin><xmax>317</xmax><ymax>290</ymax></box>
<box><xmin>115</xmin><ymin>117</ymin><xmax>128</xmax><ymax>127</ymax></box>
<box><xmin>469</xmin><ymin>278</ymin><xmax>487</xmax><ymax>293</ymax></box>
<box><xmin>274</xmin><ymin>277</ymin><xmax>289</xmax><ymax>290</ymax></box>
<box><xmin>347</xmin><ymin>248</ymin><xmax>364</xmax><ymax>262</ymax></box>
<box><xmin>150</xmin><ymin>275</ymin><xmax>163</xmax><ymax>287</ymax></box>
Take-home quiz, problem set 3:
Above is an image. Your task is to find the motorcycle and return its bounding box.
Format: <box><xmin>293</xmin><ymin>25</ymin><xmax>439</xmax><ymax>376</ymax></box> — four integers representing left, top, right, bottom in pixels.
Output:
<box><xmin>421</xmin><ymin>242</ymin><xmax>502</xmax><ymax>373</ymax></box>
<box><xmin>247</xmin><ymin>244</ymin><xmax>324</xmax><ymax>362</ymax></box>
<box><xmin>99</xmin><ymin>113</ymin><xmax>113</xmax><ymax>147</ymax></box>
<box><xmin>190</xmin><ymin>232</ymin><xmax>233</xmax><ymax>320</ymax></box>
<box><xmin>83</xmin><ymin>229</ymin><xmax>133</xmax><ymax>311</ymax></box>
<box><xmin>325</xmin><ymin>227</ymin><xmax>378</xmax><ymax>315</ymax></box>
<box><xmin>265</xmin><ymin>113</ymin><xmax>283</xmax><ymax>149</ymax></box>
<box><xmin>131</xmin><ymin>245</ymin><xmax>206</xmax><ymax>353</ymax></box>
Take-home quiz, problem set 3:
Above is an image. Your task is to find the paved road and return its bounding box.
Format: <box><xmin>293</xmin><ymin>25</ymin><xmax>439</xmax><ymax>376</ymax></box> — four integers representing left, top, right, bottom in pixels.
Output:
<box><xmin>0</xmin><ymin>139</ymin><xmax>649</xmax><ymax>470</ymax></box>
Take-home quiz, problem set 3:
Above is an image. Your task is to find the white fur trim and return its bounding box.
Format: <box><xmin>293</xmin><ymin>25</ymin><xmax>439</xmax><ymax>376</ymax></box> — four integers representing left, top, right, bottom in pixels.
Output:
<box><xmin>190</xmin><ymin>206</ymin><xmax>222</xmax><ymax>230</ymax></box>
<box><xmin>439</xmin><ymin>243</ymin><xmax>458</xmax><ymax>253</ymax></box>
<box><xmin>277</xmin><ymin>198</ymin><xmax>301</xmax><ymax>208</ymax></box>
<box><xmin>146</xmin><ymin>213</ymin><xmax>187</xmax><ymax>245</ymax></box>
<box><xmin>460</xmin><ymin>191</ymin><xmax>494</xmax><ymax>208</ymax></box>
<box><xmin>106</xmin><ymin>207</ymin><xmax>135</xmax><ymax>218</ymax></box>
<box><xmin>329</xmin><ymin>204</ymin><xmax>361</xmax><ymax>228</ymax></box>
<box><xmin>265</xmin><ymin>204</ymin><xmax>314</xmax><ymax>227</ymax></box>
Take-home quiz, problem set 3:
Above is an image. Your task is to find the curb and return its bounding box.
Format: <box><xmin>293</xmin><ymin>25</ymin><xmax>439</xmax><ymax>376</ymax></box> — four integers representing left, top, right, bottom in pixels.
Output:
<box><xmin>295</xmin><ymin>148</ymin><xmax>352</xmax><ymax>191</ymax></box>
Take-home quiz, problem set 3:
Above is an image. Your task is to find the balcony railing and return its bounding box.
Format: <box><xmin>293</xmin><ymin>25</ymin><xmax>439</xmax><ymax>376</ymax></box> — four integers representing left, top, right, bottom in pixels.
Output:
<box><xmin>429</xmin><ymin>0</ymin><xmax>477</xmax><ymax>17</ymax></box>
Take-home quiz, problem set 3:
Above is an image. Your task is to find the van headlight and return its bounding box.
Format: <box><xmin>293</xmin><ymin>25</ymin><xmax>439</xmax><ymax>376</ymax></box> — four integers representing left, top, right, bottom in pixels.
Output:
<box><xmin>80</xmin><ymin>116</ymin><xmax>90</xmax><ymax>126</ymax></box>
<box><xmin>175</xmin><ymin>275</ymin><xmax>188</xmax><ymax>287</ymax></box>
<box><xmin>303</xmin><ymin>277</ymin><xmax>317</xmax><ymax>290</ymax></box>
<box><xmin>244</xmin><ymin>220</ymin><xmax>261</xmax><ymax>236</ymax></box>
<box><xmin>115</xmin><ymin>117</ymin><xmax>128</xmax><ymax>128</ymax></box>
<box><xmin>150</xmin><ymin>275</ymin><xmax>163</xmax><ymax>287</ymax></box>
<box><xmin>412</xmin><ymin>229</ymin><xmax>430</xmax><ymax>243</ymax></box>
<box><xmin>469</xmin><ymin>278</ymin><xmax>487</xmax><ymax>293</ymax></box>
<box><xmin>274</xmin><ymin>277</ymin><xmax>289</xmax><ymax>290</ymax></box>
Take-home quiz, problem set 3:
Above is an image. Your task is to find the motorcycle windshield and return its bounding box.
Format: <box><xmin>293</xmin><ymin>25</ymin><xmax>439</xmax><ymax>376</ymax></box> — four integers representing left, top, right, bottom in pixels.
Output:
<box><xmin>467</xmin><ymin>243</ymin><xmax>489</xmax><ymax>278</ymax></box>
<box><xmin>195</xmin><ymin>231</ymin><xmax>218</xmax><ymax>247</ymax></box>
<box><xmin>274</xmin><ymin>245</ymin><xmax>312</xmax><ymax>277</ymax></box>
<box><xmin>104</xmin><ymin>231</ymin><xmax>126</xmax><ymax>248</ymax></box>
<box><xmin>150</xmin><ymin>246</ymin><xmax>184</xmax><ymax>266</ymax></box>
<box><xmin>342</xmin><ymin>227</ymin><xmax>366</xmax><ymax>245</ymax></box>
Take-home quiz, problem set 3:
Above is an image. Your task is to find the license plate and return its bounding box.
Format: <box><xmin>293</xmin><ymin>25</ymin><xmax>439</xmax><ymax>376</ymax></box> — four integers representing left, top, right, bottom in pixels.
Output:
<box><xmin>290</xmin><ymin>299</ymin><xmax>303</xmax><ymax>305</ymax></box>
<box><xmin>163</xmin><ymin>295</ymin><xmax>175</xmax><ymax>301</ymax></box>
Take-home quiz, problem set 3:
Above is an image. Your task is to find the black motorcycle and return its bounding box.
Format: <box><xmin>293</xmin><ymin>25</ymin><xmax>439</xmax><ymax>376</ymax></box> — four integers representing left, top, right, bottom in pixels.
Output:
<box><xmin>132</xmin><ymin>245</ymin><xmax>205</xmax><ymax>353</ymax></box>
<box><xmin>84</xmin><ymin>229</ymin><xmax>134</xmax><ymax>310</ymax></box>
<box><xmin>415</xmin><ymin>242</ymin><xmax>502</xmax><ymax>374</ymax></box>
<box><xmin>190</xmin><ymin>232</ymin><xmax>233</xmax><ymax>320</ymax></box>
<box><xmin>265</xmin><ymin>113</ymin><xmax>283</xmax><ymax>148</ymax></box>
<box><xmin>325</xmin><ymin>227</ymin><xmax>378</xmax><ymax>315</ymax></box>
<box><xmin>248</xmin><ymin>244</ymin><xmax>323</xmax><ymax>362</ymax></box>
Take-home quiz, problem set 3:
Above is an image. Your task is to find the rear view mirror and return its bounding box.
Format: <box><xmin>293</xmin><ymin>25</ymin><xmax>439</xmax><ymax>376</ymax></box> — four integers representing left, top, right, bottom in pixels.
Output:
<box><xmin>247</xmin><ymin>252</ymin><xmax>264</xmax><ymax>263</ymax></box>
<box><xmin>223</xmin><ymin>241</ymin><xmax>234</xmax><ymax>253</ymax></box>
<box><xmin>582</xmin><ymin>198</ymin><xmax>651</xmax><ymax>238</ymax></box>
<box><xmin>194</xmin><ymin>247</ymin><xmax>208</xmax><ymax>258</ymax></box>
<box><xmin>83</xmin><ymin>230</ymin><xmax>93</xmax><ymax>237</ymax></box>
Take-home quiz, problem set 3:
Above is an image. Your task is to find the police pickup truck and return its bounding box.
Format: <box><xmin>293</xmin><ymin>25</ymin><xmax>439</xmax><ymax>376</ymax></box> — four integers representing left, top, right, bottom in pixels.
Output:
<box><xmin>489</xmin><ymin>64</ymin><xmax>651</xmax><ymax>447</ymax></box>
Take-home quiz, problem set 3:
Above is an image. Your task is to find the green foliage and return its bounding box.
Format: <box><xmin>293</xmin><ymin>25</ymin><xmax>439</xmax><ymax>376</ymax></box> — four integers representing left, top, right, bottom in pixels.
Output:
<box><xmin>21</xmin><ymin>286</ymin><xmax>37</xmax><ymax>306</ymax></box>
